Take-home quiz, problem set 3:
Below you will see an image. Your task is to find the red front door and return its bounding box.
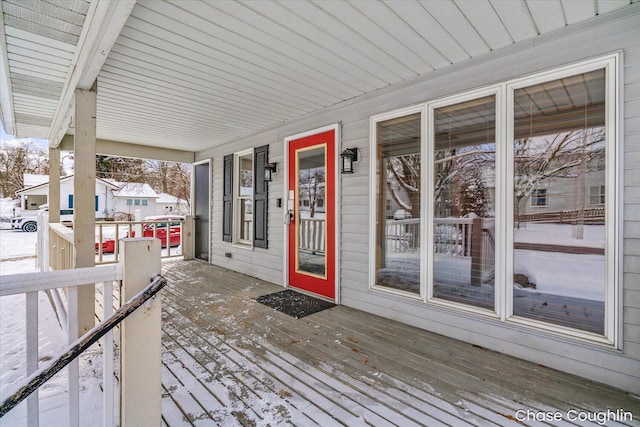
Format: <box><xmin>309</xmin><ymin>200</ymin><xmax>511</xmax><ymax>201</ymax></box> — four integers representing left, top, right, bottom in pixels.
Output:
<box><xmin>288</xmin><ymin>130</ymin><xmax>335</xmax><ymax>300</ymax></box>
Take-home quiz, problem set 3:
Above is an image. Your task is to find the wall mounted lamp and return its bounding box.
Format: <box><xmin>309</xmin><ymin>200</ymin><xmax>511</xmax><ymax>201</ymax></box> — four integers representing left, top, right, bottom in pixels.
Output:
<box><xmin>340</xmin><ymin>148</ymin><xmax>358</xmax><ymax>174</ymax></box>
<box><xmin>263</xmin><ymin>162</ymin><xmax>277</xmax><ymax>182</ymax></box>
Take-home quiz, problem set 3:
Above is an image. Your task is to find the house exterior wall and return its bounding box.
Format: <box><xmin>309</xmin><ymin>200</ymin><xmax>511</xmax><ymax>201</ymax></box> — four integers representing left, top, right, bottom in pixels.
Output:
<box><xmin>19</xmin><ymin>179</ymin><xmax>116</xmax><ymax>219</ymax></box>
<box><xmin>196</xmin><ymin>11</ymin><xmax>640</xmax><ymax>393</ymax></box>
<box><xmin>114</xmin><ymin>198</ymin><xmax>157</xmax><ymax>220</ymax></box>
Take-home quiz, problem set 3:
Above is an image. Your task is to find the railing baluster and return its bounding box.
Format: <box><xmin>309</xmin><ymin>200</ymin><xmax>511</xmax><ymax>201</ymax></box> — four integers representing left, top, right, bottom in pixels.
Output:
<box><xmin>103</xmin><ymin>281</ymin><xmax>114</xmax><ymax>427</ymax></box>
<box><xmin>67</xmin><ymin>287</ymin><xmax>79</xmax><ymax>427</ymax></box>
<box><xmin>26</xmin><ymin>291</ymin><xmax>39</xmax><ymax>427</ymax></box>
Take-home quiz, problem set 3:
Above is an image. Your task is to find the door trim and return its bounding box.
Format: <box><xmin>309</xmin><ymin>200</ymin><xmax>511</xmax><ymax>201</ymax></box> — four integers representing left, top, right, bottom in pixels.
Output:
<box><xmin>192</xmin><ymin>158</ymin><xmax>211</xmax><ymax>262</ymax></box>
<box><xmin>283</xmin><ymin>123</ymin><xmax>341</xmax><ymax>304</ymax></box>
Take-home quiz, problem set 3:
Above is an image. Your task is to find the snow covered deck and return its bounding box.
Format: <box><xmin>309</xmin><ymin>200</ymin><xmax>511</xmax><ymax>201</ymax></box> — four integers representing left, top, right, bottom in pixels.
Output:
<box><xmin>159</xmin><ymin>260</ymin><xmax>638</xmax><ymax>426</ymax></box>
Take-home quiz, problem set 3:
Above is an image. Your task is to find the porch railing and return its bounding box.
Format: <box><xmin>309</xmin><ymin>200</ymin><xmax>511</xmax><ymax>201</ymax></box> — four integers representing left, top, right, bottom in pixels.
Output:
<box><xmin>0</xmin><ymin>239</ymin><xmax>164</xmax><ymax>426</ymax></box>
<box><xmin>385</xmin><ymin>217</ymin><xmax>495</xmax><ymax>284</ymax></box>
<box><xmin>385</xmin><ymin>218</ymin><xmax>474</xmax><ymax>256</ymax></box>
<box><xmin>298</xmin><ymin>217</ymin><xmax>325</xmax><ymax>254</ymax></box>
<box><xmin>94</xmin><ymin>216</ymin><xmax>194</xmax><ymax>264</ymax></box>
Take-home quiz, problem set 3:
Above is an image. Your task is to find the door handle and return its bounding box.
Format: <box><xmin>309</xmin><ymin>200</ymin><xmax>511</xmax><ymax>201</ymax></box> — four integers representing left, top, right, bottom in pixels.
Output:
<box><xmin>285</xmin><ymin>210</ymin><xmax>294</xmax><ymax>225</ymax></box>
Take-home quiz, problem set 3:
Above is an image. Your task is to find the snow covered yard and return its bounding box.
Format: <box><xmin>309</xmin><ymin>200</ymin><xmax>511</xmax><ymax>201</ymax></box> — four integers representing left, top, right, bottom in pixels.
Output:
<box><xmin>0</xmin><ymin>229</ymin><xmax>108</xmax><ymax>426</ymax></box>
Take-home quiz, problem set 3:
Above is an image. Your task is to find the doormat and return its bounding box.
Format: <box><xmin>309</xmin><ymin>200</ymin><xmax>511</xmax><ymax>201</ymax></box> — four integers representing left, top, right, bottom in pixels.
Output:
<box><xmin>255</xmin><ymin>289</ymin><xmax>335</xmax><ymax>319</ymax></box>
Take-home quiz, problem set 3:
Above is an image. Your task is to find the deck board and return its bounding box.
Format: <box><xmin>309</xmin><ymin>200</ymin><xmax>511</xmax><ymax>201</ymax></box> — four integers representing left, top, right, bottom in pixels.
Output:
<box><xmin>159</xmin><ymin>260</ymin><xmax>640</xmax><ymax>426</ymax></box>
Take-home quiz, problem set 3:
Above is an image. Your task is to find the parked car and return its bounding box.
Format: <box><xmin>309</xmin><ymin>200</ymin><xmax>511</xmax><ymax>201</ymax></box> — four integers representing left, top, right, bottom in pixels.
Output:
<box><xmin>11</xmin><ymin>215</ymin><xmax>38</xmax><ymax>232</ymax></box>
<box><xmin>11</xmin><ymin>205</ymin><xmax>73</xmax><ymax>232</ymax></box>
<box><xmin>95</xmin><ymin>215</ymin><xmax>184</xmax><ymax>253</ymax></box>
<box><xmin>141</xmin><ymin>215</ymin><xmax>184</xmax><ymax>247</ymax></box>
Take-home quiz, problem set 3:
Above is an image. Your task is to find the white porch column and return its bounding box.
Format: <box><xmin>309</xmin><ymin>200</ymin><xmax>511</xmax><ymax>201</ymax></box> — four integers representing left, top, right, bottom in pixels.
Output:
<box><xmin>48</xmin><ymin>147</ymin><xmax>60</xmax><ymax>223</ymax></box>
<box><xmin>120</xmin><ymin>238</ymin><xmax>162</xmax><ymax>426</ymax></box>
<box><xmin>73</xmin><ymin>84</ymin><xmax>97</xmax><ymax>336</ymax></box>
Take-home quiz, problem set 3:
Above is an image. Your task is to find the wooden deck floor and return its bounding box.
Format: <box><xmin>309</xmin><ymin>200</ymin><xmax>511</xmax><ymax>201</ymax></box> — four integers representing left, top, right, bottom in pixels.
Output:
<box><xmin>159</xmin><ymin>260</ymin><xmax>640</xmax><ymax>426</ymax></box>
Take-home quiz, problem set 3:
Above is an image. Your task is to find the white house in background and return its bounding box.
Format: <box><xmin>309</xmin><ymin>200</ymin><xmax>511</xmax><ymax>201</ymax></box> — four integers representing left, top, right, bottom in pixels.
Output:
<box><xmin>15</xmin><ymin>175</ymin><xmax>119</xmax><ymax>219</ymax></box>
<box><xmin>156</xmin><ymin>192</ymin><xmax>188</xmax><ymax>215</ymax></box>
<box><xmin>112</xmin><ymin>183</ymin><xmax>159</xmax><ymax>220</ymax></box>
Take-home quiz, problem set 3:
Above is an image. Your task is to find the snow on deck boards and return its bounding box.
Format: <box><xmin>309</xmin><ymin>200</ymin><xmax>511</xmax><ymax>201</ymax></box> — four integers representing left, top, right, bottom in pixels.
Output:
<box><xmin>159</xmin><ymin>260</ymin><xmax>639</xmax><ymax>426</ymax></box>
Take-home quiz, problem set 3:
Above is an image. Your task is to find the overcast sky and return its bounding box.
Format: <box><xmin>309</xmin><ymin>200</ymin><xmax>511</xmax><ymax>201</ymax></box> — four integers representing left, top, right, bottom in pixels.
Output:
<box><xmin>0</xmin><ymin>121</ymin><xmax>48</xmax><ymax>148</ymax></box>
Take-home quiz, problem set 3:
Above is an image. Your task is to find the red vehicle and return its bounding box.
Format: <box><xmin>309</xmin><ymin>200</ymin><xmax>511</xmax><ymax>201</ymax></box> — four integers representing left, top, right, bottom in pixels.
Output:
<box><xmin>96</xmin><ymin>216</ymin><xmax>184</xmax><ymax>253</ymax></box>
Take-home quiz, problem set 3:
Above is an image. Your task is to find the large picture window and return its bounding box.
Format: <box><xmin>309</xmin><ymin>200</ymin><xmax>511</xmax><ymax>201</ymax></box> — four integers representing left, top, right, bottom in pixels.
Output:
<box><xmin>372</xmin><ymin>110</ymin><xmax>422</xmax><ymax>295</ymax></box>
<box><xmin>370</xmin><ymin>55</ymin><xmax>618</xmax><ymax>343</ymax></box>
<box><xmin>511</xmin><ymin>68</ymin><xmax>608</xmax><ymax>335</ymax></box>
<box><xmin>432</xmin><ymin>94</ymin><xmax>496</xmax><ymax>311</ymax></box>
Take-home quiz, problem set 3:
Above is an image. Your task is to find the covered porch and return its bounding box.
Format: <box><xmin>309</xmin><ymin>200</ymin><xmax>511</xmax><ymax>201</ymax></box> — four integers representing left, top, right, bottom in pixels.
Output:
<box><xmin>159</xmin><ymin>260</ymin><xmax>638</xmax><ymax>426</ymax></box>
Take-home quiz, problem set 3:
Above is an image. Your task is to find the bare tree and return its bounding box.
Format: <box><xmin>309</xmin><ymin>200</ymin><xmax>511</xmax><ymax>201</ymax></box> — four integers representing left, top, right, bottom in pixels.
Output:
<box><xmin>386</xmin><ymin>154</ymin><xmax>420</xmax><ymax>218</ymax></box>
<box><xmin>299</xmin><ymin>167</ymin><xmax>325</xmax><ymax>217</ymax></box>
<box><xmin>513</xmin><ymin>128</ymin><xmax>605</xmax><ymax>227</ymax></box>
<box><xmin>0</xmin><ymin>140</ymin><xmax>49</xmax><ymax>197</ymax></box>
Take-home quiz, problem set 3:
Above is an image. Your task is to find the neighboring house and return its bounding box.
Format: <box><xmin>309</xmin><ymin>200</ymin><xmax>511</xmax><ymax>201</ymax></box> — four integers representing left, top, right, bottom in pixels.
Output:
<box><xmin>156</xmin><ymin>192</ymin><xmax>188</xmax><ymax>215</ymax></box>
<box><xmin>15</xmin><ymin>175</ymin><xmax>119</xmax><ymax>219</ymax></box>
<box><xmin>112</xmin><ymin>183</ymin><xmax>159</xmax><ymax>220</ymax></box>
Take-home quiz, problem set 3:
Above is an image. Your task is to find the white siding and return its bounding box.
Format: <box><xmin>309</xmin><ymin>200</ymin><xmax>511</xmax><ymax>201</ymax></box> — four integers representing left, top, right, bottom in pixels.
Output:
<box><xmin>196</xmin><ymin>10</ymin><xmax>640</xmax><ymax>393</ymax></box>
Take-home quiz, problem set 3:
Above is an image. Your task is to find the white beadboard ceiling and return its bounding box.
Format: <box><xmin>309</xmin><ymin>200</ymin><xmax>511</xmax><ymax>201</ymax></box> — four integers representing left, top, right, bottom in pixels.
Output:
<box><xmin>1</xmin><ymin>0</ymin><xmax>638</xmax><ymax>154</ymax></box>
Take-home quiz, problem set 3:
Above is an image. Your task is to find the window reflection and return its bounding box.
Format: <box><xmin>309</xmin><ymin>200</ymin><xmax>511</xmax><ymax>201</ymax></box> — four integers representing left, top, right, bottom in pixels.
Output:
<box><xmin>433</xmin><ymin>95</ymin><xmax>496</xmax><ymax>310</ymax></box>
<box><xmin>375</xmin><ymin>113</ymin><xmax>421</xmax><ymax>294</ymax></box>
<box><xmin>512</xmin><ymin>69</ymin><xmax>606</xmax><ymax>334</ymax></box>
<box><xmin>297</xmin><ymin>146</ymin><xmax>326</xmax><ymax>277</ymax></box>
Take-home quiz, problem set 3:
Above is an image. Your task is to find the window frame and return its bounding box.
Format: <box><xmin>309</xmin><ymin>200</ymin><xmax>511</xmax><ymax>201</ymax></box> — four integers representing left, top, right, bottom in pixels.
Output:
<box><xmin>426</xmin><ymin>85</ymin><xmax>503</xmax><ymax>317</ymax></box>
<box><xmin>369</xmin><ymin>104</ymin><xmax>426</xmax><ymax>300</ymax></box>
<box><xmin>234</xmin><ymin>148</ymin><xmax>254</xmax><ymax>247</ymax></box>
<box><xmin>368</xmin><ymin>54</ymin><xmax>619</xmax><ymax>346</ymax></box>
<box><xmin>530</xmin><ymin>188</ymin><xmax>548</xmax><ymax>207</ymax></box>
<box><xmin>505</xmin><ymin>54</ymin><xmax>619</xmax><ymax>346</ymax></box>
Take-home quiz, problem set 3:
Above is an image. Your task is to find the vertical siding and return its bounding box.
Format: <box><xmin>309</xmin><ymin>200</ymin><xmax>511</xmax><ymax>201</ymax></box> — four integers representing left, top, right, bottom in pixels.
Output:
<box><xmin>195</xmin><ymin>11</ymin><xmax>640</xmax><ymax>393</ymax></box>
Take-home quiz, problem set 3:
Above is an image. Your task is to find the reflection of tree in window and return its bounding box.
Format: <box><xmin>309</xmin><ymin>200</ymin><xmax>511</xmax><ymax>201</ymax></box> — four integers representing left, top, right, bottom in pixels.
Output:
<box><xmin>299</xmin><ymin>167</ymin><xmax>325</xmax><ymax>218</ymax></box>
<box><xmin>512</xmin><ymin>68</ymin><xmax>607</xmax><ymax>334</ymax></box>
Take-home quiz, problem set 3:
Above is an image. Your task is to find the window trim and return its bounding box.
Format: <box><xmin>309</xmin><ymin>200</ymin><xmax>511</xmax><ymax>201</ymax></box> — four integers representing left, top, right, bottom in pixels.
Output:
<box><xmin>529</xmin><ymin>188</ymin><xmax>548</xmax><ymax>207</ymax></box>
<box><xmin>369</xmin><ymin>104</ymin><xmax>426</xmax><ymax>300</ymax></box>
<box><xmin>504</xmin><ymin>54</ymin><xmax>619</xmax><ymax>346</ymax></box>
<box><xmin>233</xmin><ymin>148</ymin><xmax>254</xmax><ymax>248</ymax></box>
<box><xmin>367</xmin><ymin>53</ymin><xmax>619</xmax><ymax>347</ymax></box>
<box><xmin>426</xmin><ymin>85</ymin><xmax>503</xmax><ymax>317</ymax></box>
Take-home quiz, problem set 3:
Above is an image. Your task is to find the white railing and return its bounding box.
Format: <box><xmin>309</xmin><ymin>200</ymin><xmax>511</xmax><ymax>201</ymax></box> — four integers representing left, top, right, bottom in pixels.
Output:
<box><xmin>0</xmin><ymin>239</ymin><xmax>164</xmax><ymax>426</ymax></box>
<box><xmin>94</xmin><ymin>217</ymin><xmax>194</xmax><ymax>264</ymax></box>
<box><xmin>386</xmin><ymin>218</ymin><xmax>420</xmax><ymax>253</ymax></box>
<box><xmin>299</xmin><ymin>218</ymin><xmax>325</xmax><ymax>254</ymax></box>
<box><xmin>49</xmin><ymin>223</ymin><xmax>75</xmax><ymax>270</ymax></box>
<box><xmin>385</xmin><ymin>217</ymin><xmax>495</xmax><ymax>284</ymax></box>
<box><xmin>385</xmin><ymin>217</ymin><xmax>474</xmax><ymax>256</ymax></box>
<box><xmin>434</xmin><ymin>218</ymin><xmax>473</xmax><ymax>257</ymax></box>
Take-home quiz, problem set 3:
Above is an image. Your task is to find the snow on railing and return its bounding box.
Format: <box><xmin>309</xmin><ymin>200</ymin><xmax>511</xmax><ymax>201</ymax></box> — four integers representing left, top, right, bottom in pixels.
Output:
<box><xmin>0</xmin><ymin>239</ymin><xmax>164</xmax><ymax>426</ymax></box>
<box><xmin>95</xmin><ymin>217</ymin><xmax>194</xmax><ymax>264</ymax></box>
<box><xmin>385</xmin><ymin>217</ymin><xmax>474</xmax><ymax>256</ymax></box>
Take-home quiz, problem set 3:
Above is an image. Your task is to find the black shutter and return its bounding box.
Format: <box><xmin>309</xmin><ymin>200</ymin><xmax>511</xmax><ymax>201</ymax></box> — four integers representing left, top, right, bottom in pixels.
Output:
<box><xmin>222</xmin><ymin>154</ymin><xmax>233</xmax><ymax>242</ymax></box>
<box><xmin>253</xmin><ymin>145</ymin><xmax>269</xmax><ymax>248</ymax></box>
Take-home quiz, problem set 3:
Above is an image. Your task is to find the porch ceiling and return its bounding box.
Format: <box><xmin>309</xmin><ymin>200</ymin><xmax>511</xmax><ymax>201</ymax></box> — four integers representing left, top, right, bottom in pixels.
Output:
<box><xmin>1</xmin><ymin>0</ymin><xmax>638</xmax><ymax>154</ymax></box>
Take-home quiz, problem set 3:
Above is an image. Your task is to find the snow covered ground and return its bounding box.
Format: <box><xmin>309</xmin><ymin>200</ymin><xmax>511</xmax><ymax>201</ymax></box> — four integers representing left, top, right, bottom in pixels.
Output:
<box><xmin>0</xmin><ymin>228</ymin><xmax>107</xmax><ymax>426</ymax></box>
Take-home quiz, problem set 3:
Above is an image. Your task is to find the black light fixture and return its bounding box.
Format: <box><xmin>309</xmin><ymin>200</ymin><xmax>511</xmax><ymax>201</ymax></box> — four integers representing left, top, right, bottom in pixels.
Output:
<box><xmin>263</xmin><ymin>162</ymin><xmax>277</xmax><ymax>182</ymax></box>
<box><xmin>340</xmin><ymin>148</ymin><xmax>358</xmax><ymax>174</ymax></box>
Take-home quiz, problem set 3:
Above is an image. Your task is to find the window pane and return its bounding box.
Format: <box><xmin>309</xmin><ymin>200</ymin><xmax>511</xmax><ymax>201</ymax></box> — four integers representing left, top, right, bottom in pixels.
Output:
<box><xmin>375</xmin><ymin>113</ymin><xmax>421</xmax><ymax>294</ymax></box>
<box><xmin>239</xmin><ymin>199</ymin><xmax>252</xmax><ymax>242</ymax></box>
<box><xmin>513</xmin><ymin>69</ymin><xmax>606</xmax><ymax>334</ymax></box>
<box><xmin>297</xmin><ymin>146</ymin><xmax>326</xmax><ymax>277</ymax></box>
<box><xmin>433</xmin><ymin>95</ymin><xmax>496</xmax><ymax>310</ymax></box>
<box><xmin>238</xmin><ymin>153</ymin><xmax>253</xmax><ymax>197</ymax></box>
<box><xmin>236</xmin><ymin>152</ymin><xmax>253</xmax><ymax>244</ymax></box>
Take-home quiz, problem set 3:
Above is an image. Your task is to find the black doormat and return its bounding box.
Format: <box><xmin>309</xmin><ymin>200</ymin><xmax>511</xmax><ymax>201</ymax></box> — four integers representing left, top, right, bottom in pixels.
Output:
<box><xmin>255</xmin><ymin>289</ymin><xmax>335</xmax><ymax>319</ymax></box>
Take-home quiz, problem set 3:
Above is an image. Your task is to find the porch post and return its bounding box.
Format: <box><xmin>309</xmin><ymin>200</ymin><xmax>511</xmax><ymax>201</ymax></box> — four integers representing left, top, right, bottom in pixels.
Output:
<box><xmin>48</xmin><ymin>147</ymin><xmax>60</xmax><ymax>223</ymax></box>
<box><xmin>120</xmin><ymin>238</ymin><xmax>162</xmax><ymax>426</ymax></box>
<box><xmin>73</xmin><ymin>83</ymin><xmax>97</xmax><ymax>335</ymax></box>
